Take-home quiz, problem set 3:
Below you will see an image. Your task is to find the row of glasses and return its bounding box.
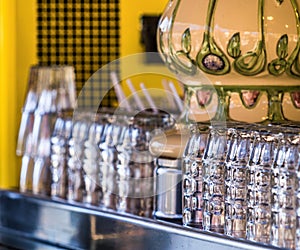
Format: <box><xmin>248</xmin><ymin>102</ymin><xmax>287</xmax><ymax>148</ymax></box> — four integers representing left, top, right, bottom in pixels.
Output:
<box><xmin>48</xmin><ymin>107</ymin><xmax>176</xmax><ymax>219</ymax></box>
<box><xmin>52</xmin><ymin>110</ymin><xmax>103</xmax><ymax>203</ymax></box>
<box><xmin>51</xmin><ymin>109</ymin><xmax>108</xmax><ymax>205</ymax></box>
<box><xmin>60</xmin><ymin>108</ymin><xmax>123</xmax><ymax>207</ymax></box>
<box><xmin>182</xmin><ymin>122</ymin><xmax>300</xmax><ymax>249</ymax></box>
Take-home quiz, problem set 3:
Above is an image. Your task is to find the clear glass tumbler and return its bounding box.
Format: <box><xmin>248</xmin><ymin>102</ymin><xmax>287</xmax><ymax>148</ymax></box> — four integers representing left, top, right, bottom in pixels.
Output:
<box><xmin>202</xmin><ymin>126</ymin><xmax>228</xmax><ymax>233</ymax></box>
<box><xmin>182</xmin><ymin>124</ymin><xmax>209</xmax><ymax>228</ymax></box>
<box><xmin>247</xmin><ymin>128</ymin><xmax>276</xmax><ymax>244</ymax></box>
<box><xmin>51</xmin><ymin>111</ymin><xmax>73</xmax><ymax>199</ymax></box>
<box><xmin>67</xmin><ymin>113</ymin><xmax>91</xmax><ymax>202</ymax></box>
<box><xmin>100</xmin><ymin>111</ymin><xmax>128</xmax><ymax>210</ymax></box>
<box><xmin>17</xmin><ymin>66</ymin><xmax>40</xmax><ymax>157</ymax></box>
<box><xmin>271</xmin><ymin>129</ymin><xmax>298</xmax><ymax>249</ymax></box>
<box><xmin>225</xmin><ymin>127</ymin><xmax>253</xmax><ymax>238</ymax></box>
<box><xmin>117</xmin><ymin>110</ymin><xmax>175</xmax><ymax>217</ymax></box>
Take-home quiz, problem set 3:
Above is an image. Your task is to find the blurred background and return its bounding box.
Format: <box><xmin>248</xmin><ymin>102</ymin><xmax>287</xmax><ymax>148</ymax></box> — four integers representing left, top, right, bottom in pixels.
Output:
<box><xmin>0</xmin><ymin>0</ymin><xmax>176</xmax><ymax>189</ymax></box>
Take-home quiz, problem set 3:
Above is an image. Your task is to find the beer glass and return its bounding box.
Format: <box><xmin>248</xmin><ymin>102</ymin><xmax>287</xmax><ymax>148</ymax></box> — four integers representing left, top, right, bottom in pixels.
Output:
<box><xmin>202</xmin><ymin>126</ymin><xmax>228</xmax><ymax>233</ymax></box>
<box><xmin>225</xmin><ymin>127</ymin><xmax>253</xmax><ymax>238</ymax></box>
<box><xmin>182</xmin><ymin>125</ymin><xmax>209</xmax><ymax>228</ymax></box>
<box><xmin>271</xmin><ymin>129</ymin><xmax>298</xmax><ymax>249</ymax></box>
<box><xmin>117</xmin><ymin>111</ymin><xmax>175</xmax><ymax>217</ymax></box>
<box><xmin>51</xmin><ymin>111</ymin><xmax>73</xmax><ymax>199</ymax></box>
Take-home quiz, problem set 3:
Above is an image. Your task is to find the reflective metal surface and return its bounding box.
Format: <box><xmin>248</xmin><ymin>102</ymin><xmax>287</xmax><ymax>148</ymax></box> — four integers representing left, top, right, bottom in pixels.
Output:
<box><xmin>0</xmin><ymin>190</ymin><xmax>282</xmax><ymax>250</ymax></box>
<box><xmin>154</xmin><ymin>158</ymin><xmax>182</xmax><ymax>221</ymax></box>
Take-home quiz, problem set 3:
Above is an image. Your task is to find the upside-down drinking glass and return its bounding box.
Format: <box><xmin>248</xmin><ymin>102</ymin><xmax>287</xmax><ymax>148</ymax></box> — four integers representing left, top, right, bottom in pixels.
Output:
<box><xmin>19</xmin><ymin>65</ymin><xmax>76</xmax><ymax>195</ymax></box>
<box><xmin>225</xmin><ymin>127</ymin><xmax>253</xmax><ymax>238</ymax></box>
<box><xmin>182</xmin><ymin>124</ymin><xmax>209</xmax><ymax>228</ymax></box>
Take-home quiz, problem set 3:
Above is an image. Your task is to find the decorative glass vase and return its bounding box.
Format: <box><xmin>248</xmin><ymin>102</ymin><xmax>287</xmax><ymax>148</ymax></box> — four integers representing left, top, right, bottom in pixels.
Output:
<box><xmin>157</xmin><ymin>0</ymin><xmax>300</xmax><ymax>124</ymax></box>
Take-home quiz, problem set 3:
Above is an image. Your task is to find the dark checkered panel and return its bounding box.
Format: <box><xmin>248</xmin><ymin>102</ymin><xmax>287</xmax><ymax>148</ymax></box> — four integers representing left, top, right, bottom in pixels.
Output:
<box><xmin>37</xmin><ymin>0</ymin><xmax>120</xmax><ymax>108</ymax></box>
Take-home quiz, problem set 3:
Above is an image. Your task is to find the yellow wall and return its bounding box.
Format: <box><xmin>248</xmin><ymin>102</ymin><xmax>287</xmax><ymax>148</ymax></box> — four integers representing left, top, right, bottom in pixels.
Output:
<box><xmin>119</xmin><ymin>0</ymin><xmax>182</xmax><ymax>98</ymax></box>
<box><xmin>0</xmin><ymin>0</ymin><xmax>37</xmax><ymax>188</ymax></box>
<box><xmin>0</xmin><ymin>0</ymin><xmax>17</xmax><ymax>188</ymax></box>
<box><xmin>16</xmin><ymin>0</ymin><xmax>37</xmax><ymax>112</ymax></box>
<box><xmin>120</xmin><ymin>0</ymin><xmax>168</xmax><ymax>56</ymax></box>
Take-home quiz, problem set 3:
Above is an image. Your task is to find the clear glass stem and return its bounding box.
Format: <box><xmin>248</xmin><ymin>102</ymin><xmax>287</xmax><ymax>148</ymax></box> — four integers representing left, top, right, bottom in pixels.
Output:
<box><xmin>267</xmin><ymin>89</ymin><xmax>285</xmax><ymax>123</ymax></box>
<box><xmin>213</xmin><ymin>87</ymin><xmax>228</xmax><ymax>122</ymax></box>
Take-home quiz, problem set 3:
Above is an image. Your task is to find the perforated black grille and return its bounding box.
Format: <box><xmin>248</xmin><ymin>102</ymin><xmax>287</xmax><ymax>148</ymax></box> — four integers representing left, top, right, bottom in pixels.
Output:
<box><xmin>37</xmin><ymin>0</ymin><xmax>120</xmax><ymax>107</ymax></box>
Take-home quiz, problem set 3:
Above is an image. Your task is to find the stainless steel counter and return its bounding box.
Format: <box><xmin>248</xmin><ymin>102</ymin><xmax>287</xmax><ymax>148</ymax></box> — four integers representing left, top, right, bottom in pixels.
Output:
<box><xmin>0</xmin><ymin>190</ymin><xmax>282</xmax><ymax>250</ymax></box>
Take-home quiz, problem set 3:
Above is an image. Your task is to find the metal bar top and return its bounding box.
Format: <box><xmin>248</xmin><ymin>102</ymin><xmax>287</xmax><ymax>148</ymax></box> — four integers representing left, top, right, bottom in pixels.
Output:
<box><xmin>0</xmin><ymin>189</ymin><xmax>284</xmax><ymax>250</ymax></box>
